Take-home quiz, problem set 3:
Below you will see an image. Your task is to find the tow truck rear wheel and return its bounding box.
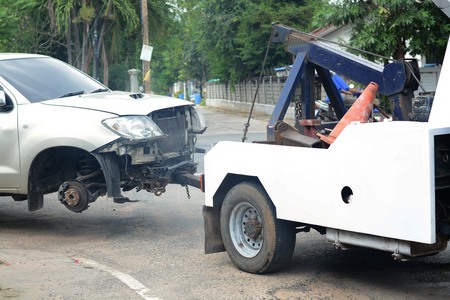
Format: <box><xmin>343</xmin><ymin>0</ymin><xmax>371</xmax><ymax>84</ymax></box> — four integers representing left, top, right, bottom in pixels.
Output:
<box><xmin>220</xmin><ymin>181</ymin><xmax>296</xmax><ymax>274</ymax></box>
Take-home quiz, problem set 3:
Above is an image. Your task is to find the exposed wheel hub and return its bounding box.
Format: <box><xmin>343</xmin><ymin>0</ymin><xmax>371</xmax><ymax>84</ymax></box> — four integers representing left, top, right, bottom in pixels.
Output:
<box><xmin>58</xmin><ymin>180</ymin><xmax>91</xmax><ymax>213</ymax></box>
<box><xmin>64</xmin><ymin>188</ymin><xmax>80</xmax><ymax>206</ymax></box>
<box><xmin>244</xmin><ymin>215</ymin><xmax>262</xmax><ymax>240</ymax></box>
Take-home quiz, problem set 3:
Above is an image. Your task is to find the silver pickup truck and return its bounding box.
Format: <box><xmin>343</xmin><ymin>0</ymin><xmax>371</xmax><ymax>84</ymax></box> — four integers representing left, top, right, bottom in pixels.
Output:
<box><xmin>0</xmin><ymin>54</ymin><xmax>206</xmax><ymax>213</ymax></box>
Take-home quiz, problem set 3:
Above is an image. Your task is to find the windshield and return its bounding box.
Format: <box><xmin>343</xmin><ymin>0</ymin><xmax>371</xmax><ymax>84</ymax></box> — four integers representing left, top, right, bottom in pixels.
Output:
<box><xmin>0</xmin><ymin>57</ymin><xmax>107</xmax><ymax>103</ymax></box>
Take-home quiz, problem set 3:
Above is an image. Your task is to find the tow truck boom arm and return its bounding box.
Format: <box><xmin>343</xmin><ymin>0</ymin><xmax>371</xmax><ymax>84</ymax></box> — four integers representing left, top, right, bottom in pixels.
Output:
<box><xmin>268</xmin><ymin>23</ymin><xmax>420</xmax><ymax>139</ymax></box>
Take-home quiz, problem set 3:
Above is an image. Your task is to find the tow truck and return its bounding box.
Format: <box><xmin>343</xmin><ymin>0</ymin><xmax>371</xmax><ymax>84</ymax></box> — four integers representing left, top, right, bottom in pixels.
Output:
<box><xmin>202</xmin><ymin>2</ymin><xmax>450</xmax><ymax>273</ymax></box>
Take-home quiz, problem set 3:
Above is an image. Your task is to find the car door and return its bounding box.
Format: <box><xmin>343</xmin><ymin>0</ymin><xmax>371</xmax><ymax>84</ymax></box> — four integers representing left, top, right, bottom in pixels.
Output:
<box><xmin>0</xmin><ymin>86</ymin><xmax>21</xmax><ymax>188</ymax></box>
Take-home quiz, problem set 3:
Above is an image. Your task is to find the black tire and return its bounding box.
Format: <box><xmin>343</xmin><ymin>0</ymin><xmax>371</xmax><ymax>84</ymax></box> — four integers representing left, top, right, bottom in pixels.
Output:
<box><xmin>220</xmin><ymin>181</ymin><xmax>296</xmax><ymax>274</ymax></box>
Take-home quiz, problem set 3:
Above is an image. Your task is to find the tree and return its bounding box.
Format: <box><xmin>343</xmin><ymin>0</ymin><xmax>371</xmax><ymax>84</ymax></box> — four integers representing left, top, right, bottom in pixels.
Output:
<box><xmin>1</xmin><ymin>0</ymin><xmax>180</xmax><ymax>91</ymax></box>
<box><xmin>55</xmin><ymin>0</ymin><xmax>139</xmax><ymax>84</ymax></box>
<box><xmin>148</xmin><ymin>0</ymin><xmax>323</xmax><ymax>95</ymax></box>
<box><xmin>172</xmin><ymin>0</ymin><xmax>321</xmax><ymax>83</ymax></box>
<box><xmin>0</xmin><ymin>0</ymin><xmax>34</xmax><ymax>52</ymax></box>
<box><xmin>0</xmin><ymin>0</ymin><xmax>65</xmax><ymax>55</ymax></box>
<box><xmin>150</xmin><ymin>35</ymin><xmax>185</xmax><ymax>94</ymax></box>
<box><xmin>313</xmin><ymin>0</ymin><xmax>450</xmax><ymax>64</ymax></box>
<box><xmin>200</xmin><ymin>0</ymin><xmax>245</xmax><ymax>82</ymax></box>
<box><xmin>236</xmin><ymin>0</ymin><xmax>319</xmax><ymax>78</ymax></box>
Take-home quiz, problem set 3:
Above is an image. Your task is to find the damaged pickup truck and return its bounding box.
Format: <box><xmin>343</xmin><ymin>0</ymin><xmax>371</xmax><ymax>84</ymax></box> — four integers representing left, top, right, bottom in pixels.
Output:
<box><xmin>0</xmin><ymin>54</ymin><xmax>206</xmax><ymax>213</ymax></box>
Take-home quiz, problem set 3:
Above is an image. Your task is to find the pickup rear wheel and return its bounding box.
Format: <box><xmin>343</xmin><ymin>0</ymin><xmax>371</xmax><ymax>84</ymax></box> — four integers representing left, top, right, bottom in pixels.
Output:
<box><xmin>220</xmin><ymin>181</ymin><xmax>296</xmax><ymax>273</ymax></box>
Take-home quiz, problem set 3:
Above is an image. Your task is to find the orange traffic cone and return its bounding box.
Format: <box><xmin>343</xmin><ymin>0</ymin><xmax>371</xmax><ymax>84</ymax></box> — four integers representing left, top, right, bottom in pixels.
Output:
<box><xmin>318</xmin><ymin>81</ymin><xmax>379</xmax><ymax>146</ymax></box>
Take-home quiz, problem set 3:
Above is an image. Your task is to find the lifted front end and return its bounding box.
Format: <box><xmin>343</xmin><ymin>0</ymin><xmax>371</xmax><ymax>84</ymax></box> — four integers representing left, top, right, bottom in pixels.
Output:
<box><xmin>31</xmin><ymin>105</ymin><xmax>205</xmax><ymax>213</ymax></box>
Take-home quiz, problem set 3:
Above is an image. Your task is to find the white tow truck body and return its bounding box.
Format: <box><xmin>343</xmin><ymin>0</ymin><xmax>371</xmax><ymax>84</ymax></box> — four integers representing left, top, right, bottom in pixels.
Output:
<box><xmin>206</xmin><ymin>121</ymin><xmax>438</xmax><ymax>244</ymax></box>
<box><xmin>203</xmin><ymin>12</ymin><xmax>450</xmax><ymax>273</ymax></box>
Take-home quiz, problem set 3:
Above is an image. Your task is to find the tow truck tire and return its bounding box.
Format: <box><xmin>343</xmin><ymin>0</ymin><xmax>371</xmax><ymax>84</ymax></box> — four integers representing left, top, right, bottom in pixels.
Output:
<box><xmin>220</xmin><ymin>181</ymin><xmax>296</xmax><ymax>274</ymax></box>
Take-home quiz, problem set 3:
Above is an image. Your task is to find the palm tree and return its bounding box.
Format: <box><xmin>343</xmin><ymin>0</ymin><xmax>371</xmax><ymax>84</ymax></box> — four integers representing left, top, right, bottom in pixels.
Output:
<box><xmin>56</xmin><ymin>0</ymin><xmax>138</xmax><ymax>84</ymax></box>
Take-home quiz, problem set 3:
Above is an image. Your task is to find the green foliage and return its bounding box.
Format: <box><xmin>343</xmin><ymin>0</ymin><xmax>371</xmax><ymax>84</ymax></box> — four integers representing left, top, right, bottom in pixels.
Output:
<box><xmin>149</xmin><ymin>0</ymin><xmax>322</xmax><ymax>95</ymax></box>
<box><xmin>313</xmin><ymin>0</ymin><xmax>450</xmax><ymax>63</ymax></box>
<box><xmin>204</xmin><ymin>0</ymin><xmax>320</xmax><ymax>81</ymax></box>
<box><xmin>150</xmin><ymin>34</ymin><xmax>184</xmax><ymax>94</ymax></box>
<box><xmin>0</xmin><ymin>1</ymin><xmax>19</xmax><ymax>48</ymax></box>
<box><xmin>1</xmin><ymin>0</ymin><xmax>326</xmax><ymax>95</ymax></box>
<box><xmin>108</xmin><ymin>63</ymin><xmax>128</xmax><ymax>90</ymax></box>
<box><xmin>78</xmin><ymin>3</ymin><xmax>95</xmax><ymax>22</ymax></box>
<box><xmin>0</xmin><ymin>0</ymin><xmax>44</xmax><ymax>52</ymax></box>
<box><xmin>236</xmin><ymin>0</ymin><xmax>319</xmax><ymax>78</ymax></box>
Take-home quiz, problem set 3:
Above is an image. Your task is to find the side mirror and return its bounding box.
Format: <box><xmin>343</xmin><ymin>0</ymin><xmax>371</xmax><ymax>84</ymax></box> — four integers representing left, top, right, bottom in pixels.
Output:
<box><xmin>0</xmin><ymin>87</ymin><xmax>5</xmax><ymax>107</ymax></box>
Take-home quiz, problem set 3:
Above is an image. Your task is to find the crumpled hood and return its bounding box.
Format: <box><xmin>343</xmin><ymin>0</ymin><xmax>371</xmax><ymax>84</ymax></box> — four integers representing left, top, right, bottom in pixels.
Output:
<box><xmin>42</xmin><ymin>91</ymin><xmax>193</xmax><ymax>115</ymax></box>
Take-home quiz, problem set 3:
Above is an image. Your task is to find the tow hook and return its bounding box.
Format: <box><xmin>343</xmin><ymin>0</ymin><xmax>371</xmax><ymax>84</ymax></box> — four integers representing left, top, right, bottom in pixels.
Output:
<box><xmin>142</xmin><ymin>179</ymin><xmax>168</xmax><ymax>196</ymax></box>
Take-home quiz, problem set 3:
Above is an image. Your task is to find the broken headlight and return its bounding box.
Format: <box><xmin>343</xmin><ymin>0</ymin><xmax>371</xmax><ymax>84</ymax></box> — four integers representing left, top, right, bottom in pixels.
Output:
<box><xmin>102</xmin><ymin>116</ymin><xmax>164</xmax><ymax>140</ymax></box>
<box><xmin>190</xmin><ymin>106</ymin><xmax>207</xmax><ymax>134</ymax></box>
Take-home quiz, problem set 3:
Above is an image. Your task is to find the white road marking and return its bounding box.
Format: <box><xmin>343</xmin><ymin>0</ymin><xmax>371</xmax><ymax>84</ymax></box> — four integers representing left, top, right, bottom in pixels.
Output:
<box><xmin>80</xmin><ymin>258</ymin><xmax>161</xmax><ymax>300</ymax></box>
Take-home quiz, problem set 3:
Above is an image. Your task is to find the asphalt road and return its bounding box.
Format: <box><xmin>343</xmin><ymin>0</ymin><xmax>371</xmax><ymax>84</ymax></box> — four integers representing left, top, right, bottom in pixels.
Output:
<box><xmin>1</xmin><ymin>107</ymin><xmax>450</xmax><ymax>299</ymax></box>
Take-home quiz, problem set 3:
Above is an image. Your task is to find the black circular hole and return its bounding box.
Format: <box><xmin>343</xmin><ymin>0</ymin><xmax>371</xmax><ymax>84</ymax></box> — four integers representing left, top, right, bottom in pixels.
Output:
<box><xmin>341</xmin><ymin>186</ymin><xmax>353</xmax><ymax>204</ymax></box>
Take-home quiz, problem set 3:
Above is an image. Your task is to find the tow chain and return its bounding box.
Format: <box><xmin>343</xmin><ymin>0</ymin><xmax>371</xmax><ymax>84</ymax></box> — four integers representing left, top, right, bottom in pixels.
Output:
<box><xmin>241</xmin><ymin>30</ymin><xmax>273</xmax><ymax>142</ymax></box>
<box><xmin>294</xmin><ymin>101</ymin><xmax>302</xmax><ymax>122</ymax></box>
<box><xmin>185</xmin><ymin>185</ymin><xmax>191</xmax><ymax>199</ymax></box>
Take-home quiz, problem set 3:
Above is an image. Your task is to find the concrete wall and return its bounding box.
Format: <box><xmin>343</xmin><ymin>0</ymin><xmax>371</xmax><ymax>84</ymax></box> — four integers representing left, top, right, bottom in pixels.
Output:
<box><xmin>207</xmin><ymin>77</ymin><xmax>285</xmax><ymax>105</ymax></box>
<box><xmin>205</xmin><ymin>98</ymin><xmax>297</xmax><ymax>120</ymax></box>
<box><xmin>206</xmin><ymin>76</ymin><xmax>307</xmax><ymax>119</ymax></box>
<box><xmin>417</xmin><ymin>66</ymin><xmax>441</xmax><ymax>95</ymax></box>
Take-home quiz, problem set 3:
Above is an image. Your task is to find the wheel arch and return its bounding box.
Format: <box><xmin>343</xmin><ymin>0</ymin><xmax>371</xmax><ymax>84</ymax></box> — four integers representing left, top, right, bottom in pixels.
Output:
<box><xmin>26</xmin><ymin>146</ymin><xmax>104</xmax><ymax>211</ymax></box>
<box><xmin>212</xmin><ymin>173</ymin><xmax>264</xmax><ymax>209</ymax></box>
<box><xmin>27</xmin><ymin>146</ymin><xmax>94</xmax><ymax>190</ymax></box>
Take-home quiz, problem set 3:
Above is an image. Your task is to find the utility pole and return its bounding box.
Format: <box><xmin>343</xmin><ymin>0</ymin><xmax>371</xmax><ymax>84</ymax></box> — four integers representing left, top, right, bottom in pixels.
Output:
<box><xmin>141</xmin><ymin>0</ymin><xmax>151</xmax><ymax>93</ymax></box>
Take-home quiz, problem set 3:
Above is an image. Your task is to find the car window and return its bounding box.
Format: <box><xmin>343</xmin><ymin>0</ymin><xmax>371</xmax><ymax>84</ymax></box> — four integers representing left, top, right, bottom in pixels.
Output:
<box><xmin>0</xmin><ymin>57</ymin><xmax>106</xmax><ymax>103</ymax></box>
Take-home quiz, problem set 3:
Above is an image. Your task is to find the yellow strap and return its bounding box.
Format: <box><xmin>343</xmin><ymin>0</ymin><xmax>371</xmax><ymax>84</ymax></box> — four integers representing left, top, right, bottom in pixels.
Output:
<box><xmin>143</xmin><ymin>69</ymin><xmax>151</xmax><ymax>81</ymax></box>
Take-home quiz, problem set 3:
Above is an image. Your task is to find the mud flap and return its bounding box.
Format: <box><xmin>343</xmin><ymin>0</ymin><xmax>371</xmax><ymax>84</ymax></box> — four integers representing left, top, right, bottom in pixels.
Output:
<box><xmin>203</xmin><ymin>205</ymin><xmax>225</xmax><ymax>254</ymax></box>
<box><xmin>28</xmin><ymin>184</ymin><xmax>43</xmax><ymax>211</ymax></box>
